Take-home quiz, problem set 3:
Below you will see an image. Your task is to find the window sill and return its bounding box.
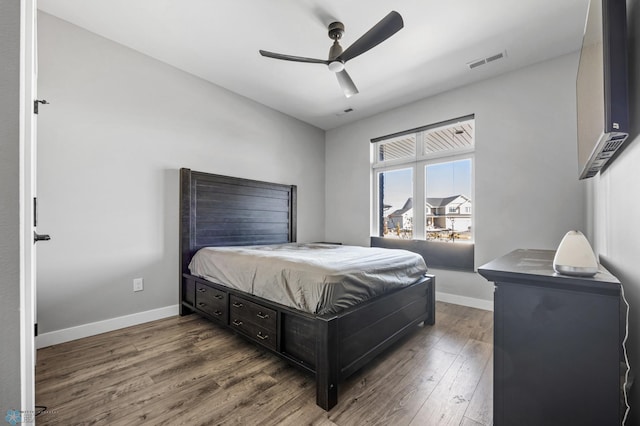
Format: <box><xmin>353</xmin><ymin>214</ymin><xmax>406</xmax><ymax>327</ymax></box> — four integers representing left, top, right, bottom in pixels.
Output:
<box><xmin>370</xmin><ymin>236</ymin><xmax>474</xmax><ymax>271</ymax></box>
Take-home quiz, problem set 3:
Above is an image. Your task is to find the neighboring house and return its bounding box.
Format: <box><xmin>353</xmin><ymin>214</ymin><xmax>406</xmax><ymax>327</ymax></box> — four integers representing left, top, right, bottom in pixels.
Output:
<box><xmin>426</xmin><ymin>195</ymin><xmax>472</xmax><ymax>232</ymax></box>
<box><xmin>386</xmin><ymin>197</ymin><xmax>413</xmax><ymax>232</ymax></box>
<box><xmin>386</xmin><ymin>195</ymin><xmax>472</xmax><ymax>233</ymax></box>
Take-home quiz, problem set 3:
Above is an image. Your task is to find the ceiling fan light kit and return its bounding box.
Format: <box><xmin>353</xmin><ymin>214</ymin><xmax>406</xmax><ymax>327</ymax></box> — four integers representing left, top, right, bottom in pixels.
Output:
<box><xmin>328</xmin><ymin>61</ymin><xmax>345</xmax><ymax>73</ymax></box>
<box><xmin>259</xmin><ymin>11</ymin><xmax>404</xmax><ymax>98</ymax></box>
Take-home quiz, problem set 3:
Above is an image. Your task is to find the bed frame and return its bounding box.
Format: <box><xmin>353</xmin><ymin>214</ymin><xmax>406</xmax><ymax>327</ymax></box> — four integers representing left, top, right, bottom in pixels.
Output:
<box><xmin>179</xmin><ymin>168</ymin><xmax>435</xmax><ymax>410</ymax></box>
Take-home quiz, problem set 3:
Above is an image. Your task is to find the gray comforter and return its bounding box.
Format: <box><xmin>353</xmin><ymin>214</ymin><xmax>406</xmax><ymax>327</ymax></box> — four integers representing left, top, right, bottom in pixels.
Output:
<box><xmin>188</xmin><ymin>243</ymin><xmax>428</xmax><ymax>315</ymax></box>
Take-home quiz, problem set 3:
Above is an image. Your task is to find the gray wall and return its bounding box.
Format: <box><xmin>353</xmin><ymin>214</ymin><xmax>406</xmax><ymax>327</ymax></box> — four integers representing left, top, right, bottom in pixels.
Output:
<box><xmin>36</xmin><ymin>13</ymin><xmax>326</xmax><ymax>333</ymax></box>
<box><xmin>589</xmin><ymin>0</ymin><xmax>640</xmax><ymax>421</ymax></box>
<box><xmin>325</xmin><ymin>53</ymin><xmax>586</xmax><ymax>303</ymax></box>
<box><xmin>0</xmin><ymin>0</ymin><xmax>22</xmax><ymax>411</ymax></box>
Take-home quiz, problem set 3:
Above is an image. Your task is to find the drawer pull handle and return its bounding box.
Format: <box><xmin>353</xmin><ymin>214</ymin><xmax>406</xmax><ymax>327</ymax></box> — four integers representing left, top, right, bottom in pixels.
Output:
<box><xmin>213</xmin><ymin>310</ymin><xmax>222</xmax><ymax>316</ymax></box>
<box><xmin>232</xmin><ymin>319</ymin><xmax>243</xmax><ymax>326</ymax></box>
<box><xmin>256</xmin><ymin>312</ymin><xmax>270</xmax><ymax>319</ymax></box>
<box><xmin>215</xmin><ymin>294</ymin><xmax>224</xmax><ymax>300</ymax></box>
<box><xmin>232</xmin><ymin>302</ymin><xmax>244</xmax><ymax>308</ymax></box>
<box><xmin>197</xmin><ymin>288</ymin><xmax>207</xmax><ymax>293</ymax></box>
<box><xmin>198</xmin><ymin>303</ymin><xmax>206</xmax><ymax>307</ymax></box>
<box><xmin>256</xmin><ymin>332</ymin><xmax>269</xmax><ymax>340</ymax></box>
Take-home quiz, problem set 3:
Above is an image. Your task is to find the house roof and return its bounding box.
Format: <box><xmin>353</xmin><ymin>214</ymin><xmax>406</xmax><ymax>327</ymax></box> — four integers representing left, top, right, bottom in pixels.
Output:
<box><xmin>426</xmin><ymin>195</ymin><xmax>469</xmax><ymax>208</ymax></box>
<box><xmin>388</xmin><ymin>195</ymin><xmax>471</xmax><ymax>217</ymax></box>
<box><xmin>388</xmin><ymin>197</ymin><xmax>412</xmax><ymax>217</ymax></box>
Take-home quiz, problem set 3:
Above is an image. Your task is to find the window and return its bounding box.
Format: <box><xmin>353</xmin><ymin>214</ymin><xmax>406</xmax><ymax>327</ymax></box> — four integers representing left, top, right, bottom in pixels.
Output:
<box><xmin>377</xmin><ymin>135</ymin><xmax>416</xmax><ymax>163</ymax></box>
<box><xmin>377</xmin><ymin>167</ymin><xmax>413</xmax><ymax>239</ymax></box>
<box><xmin>426</xmin><ymin>158</ymin><xmax>473</xmax><ymax>241</ymax></box>
<box><xmin>371</xmin><ymin>116</ymin><xmax>475</xmax><ymax>270</ymax></box>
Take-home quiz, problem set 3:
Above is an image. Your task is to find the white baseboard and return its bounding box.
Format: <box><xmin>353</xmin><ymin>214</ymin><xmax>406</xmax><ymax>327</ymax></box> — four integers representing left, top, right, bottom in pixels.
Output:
<box><xmin>436</xmin><ymin>291</ymin><xmax>494</xmax><ymax>311</ymax></box>
<box><xmin>36</xmin><ymin>304</ymin><xmax>179</xmax><ymax>349</ymax></box>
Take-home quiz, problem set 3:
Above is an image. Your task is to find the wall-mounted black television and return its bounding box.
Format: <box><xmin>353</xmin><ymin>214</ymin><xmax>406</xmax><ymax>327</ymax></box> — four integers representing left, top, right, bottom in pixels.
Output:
<box><xmin>576</xmin><ymin>0</ymin><xmax>629</xmax><ymax>179</ymax></box>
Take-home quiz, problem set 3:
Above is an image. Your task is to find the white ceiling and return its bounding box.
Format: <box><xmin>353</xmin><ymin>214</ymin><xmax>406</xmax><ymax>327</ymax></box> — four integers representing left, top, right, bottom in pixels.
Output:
<box><xmin>38</xmin><ymin>0</ymin><xmax>589</xmax><ymax>130</ymax></box>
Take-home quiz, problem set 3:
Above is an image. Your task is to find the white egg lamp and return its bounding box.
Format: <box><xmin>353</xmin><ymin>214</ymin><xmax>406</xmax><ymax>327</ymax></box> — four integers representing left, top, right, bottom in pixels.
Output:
<box><xmin>553</xmin><ymin>230</ymin><xmax>599</xmax><ymax>277</ymax></box>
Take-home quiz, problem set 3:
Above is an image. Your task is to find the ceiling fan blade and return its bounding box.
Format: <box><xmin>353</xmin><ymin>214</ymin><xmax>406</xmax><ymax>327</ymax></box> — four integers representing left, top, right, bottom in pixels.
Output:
<box><xmin>336</xmin><ymin>69</ymin><xmax>359</xmax><ymax>98</ymax></box>
<box><xmin>338</xmin><ymin>11</ymin><xmax>404</xmax><ymax>63</ymax></box>
<box><xmin>259</xmin><ymin>50</ymin><xmax>328</xmax><ymax>64</ymax></box>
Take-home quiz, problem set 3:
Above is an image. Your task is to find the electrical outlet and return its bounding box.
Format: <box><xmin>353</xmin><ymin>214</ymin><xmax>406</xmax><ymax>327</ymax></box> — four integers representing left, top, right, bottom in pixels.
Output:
<box><xmin>133</xmin><ymin>278</ymin><xmax>144</xmax><ymax>292</ymax></box>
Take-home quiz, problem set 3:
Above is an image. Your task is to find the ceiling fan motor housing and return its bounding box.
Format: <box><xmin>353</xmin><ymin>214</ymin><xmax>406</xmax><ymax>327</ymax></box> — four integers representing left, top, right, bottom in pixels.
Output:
<box><xmin>328</xmin><ymin>22</ymin><xmax>344</xmax><ymax>40</ymax></box>
<box><xmin>328</xmin><ymin>22</ymin><xmax>345</xmax><ymax>66</ymax></box>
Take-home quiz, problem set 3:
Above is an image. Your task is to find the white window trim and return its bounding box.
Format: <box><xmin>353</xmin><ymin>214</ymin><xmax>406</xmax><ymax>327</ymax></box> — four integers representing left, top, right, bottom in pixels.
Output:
<box><xmin>371</xmin><ymin>163</ymin><xmax>417</xmax><ymax>238</ymax></box>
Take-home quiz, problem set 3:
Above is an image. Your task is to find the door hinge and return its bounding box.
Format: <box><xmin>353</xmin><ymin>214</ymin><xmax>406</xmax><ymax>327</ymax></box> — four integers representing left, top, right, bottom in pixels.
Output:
<box><xmin>34</xmin><ymin>323</ymin><xmax>38</xmax><ymax>337</ymax></box>
<box><xmin>34</xmin><ymin>99</ymin><xmax>50</xmax><ymax>114</ymax></box>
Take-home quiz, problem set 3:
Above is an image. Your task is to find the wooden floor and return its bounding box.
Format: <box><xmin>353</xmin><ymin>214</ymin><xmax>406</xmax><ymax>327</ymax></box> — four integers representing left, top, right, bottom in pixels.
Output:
<box><xmin>35</xmin><ymin>302</ymin><xmax>493</xmax><ymax>426</ymax></box>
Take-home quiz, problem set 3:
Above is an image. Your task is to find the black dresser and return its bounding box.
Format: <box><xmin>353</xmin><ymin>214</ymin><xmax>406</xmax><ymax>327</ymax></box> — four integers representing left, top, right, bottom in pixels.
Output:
<box><xmin>478</xmin><ymin>249</ymin><xmax>623</xmax><ymax>426</ymax></box>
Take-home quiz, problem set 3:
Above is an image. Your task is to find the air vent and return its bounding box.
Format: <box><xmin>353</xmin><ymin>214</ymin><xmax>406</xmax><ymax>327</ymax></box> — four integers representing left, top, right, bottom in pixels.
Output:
<box><xmin>602</xmin><ymin>138</ymin><xmax>625</xmax><ymax>152</ymax></box>
<box><xmin>585</xmin><ymin>169</ymin><xmax>599</xmax><ymax>178</ymax></box>
<box><xmin>468</xmin><ymin>59</ymin><xmax>486</xmax><ymax>69</ymax></box>
<box><xmin>467</xmin><ymin>51</ymin><xmax>507</xmax><ymax>70</ymax></box>
<box><xmin>335</xmin><ymin>108</ymin><xmax>354</xmax><ymax>117</ymax></box>
<box><xmin>486</xmin><ymin>52</ymin><xmax>504</xmax><ymax>63</ymax></box>
<box><xmin>579</xmin><ymin>133</ymin><xmax>629</xmax><ymax>179</ymax></box>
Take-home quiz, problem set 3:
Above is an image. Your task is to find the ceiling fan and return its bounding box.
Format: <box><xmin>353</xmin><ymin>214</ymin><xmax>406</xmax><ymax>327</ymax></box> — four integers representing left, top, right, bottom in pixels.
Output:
<box><xmin>259</xmin><ymin>11</ymin><xmax>404</xmax><ymax>98</ymax></box>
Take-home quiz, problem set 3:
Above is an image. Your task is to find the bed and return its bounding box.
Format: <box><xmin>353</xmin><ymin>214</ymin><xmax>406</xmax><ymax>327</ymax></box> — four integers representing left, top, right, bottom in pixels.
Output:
<box><xmin>179</xmin><ymin>168</ymin><xmax>436</xmax><ymax>410</ymax></box>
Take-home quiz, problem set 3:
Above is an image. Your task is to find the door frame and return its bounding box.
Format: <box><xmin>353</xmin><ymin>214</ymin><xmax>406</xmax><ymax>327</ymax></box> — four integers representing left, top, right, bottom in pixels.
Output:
<box><xmin>20</xmin><ymin>0</ymin><xmax>37</xmax><ymax>415</ymax></box>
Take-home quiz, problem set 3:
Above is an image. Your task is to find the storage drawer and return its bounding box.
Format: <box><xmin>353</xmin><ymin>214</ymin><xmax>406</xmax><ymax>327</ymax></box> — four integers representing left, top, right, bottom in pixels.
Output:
<box><xmin>229</xmin><ymin>316</ymin><xmax>277</xmax><ymax>350</ymax></box>
<box><xmin>229</xmin><ymin>295</ymin><xmax>277</xmax><ymax>332</ymax></box>
<box><xmin>195</xmin><ymin>282</ymin><xmax>227</xmax><ymax>323</ymax></box>
<box><xmin>229</xmin><ymin>294</ymin><xmax>277</xmax><ymax>350</ymax></box>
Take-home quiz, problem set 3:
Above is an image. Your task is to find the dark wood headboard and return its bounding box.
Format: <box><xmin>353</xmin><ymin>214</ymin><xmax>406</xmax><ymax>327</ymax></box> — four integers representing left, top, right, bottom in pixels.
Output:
<box><xmin>179</xmin><ymin>168</ymin><xmax>297</xmax><ymax>277</ymax></box>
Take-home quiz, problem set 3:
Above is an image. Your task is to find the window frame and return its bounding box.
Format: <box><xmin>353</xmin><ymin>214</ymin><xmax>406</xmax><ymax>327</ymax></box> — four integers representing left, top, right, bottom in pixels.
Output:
<box><xmin>372</xmin><ymin>163</ymin><xmax>417</xmax><ymax>239</ymax></box>
<box><xmin>372</xmin><ymin>115</ymin><xmax>475</xmax><ymax>168</ymax></box>
<box><xmin>423</xmin><ymin>154</ymin><xmax>475</xmax><ymax>243</ymax></box>
<box><xmin>370</xmin><ymin>115</ymin><xmax>476</xmax><ymax>271</ymax></box>
<box><xmin>372</xmin><ymin>153</ymin><xmax>475</xmax><ymax>242</ymax></box>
